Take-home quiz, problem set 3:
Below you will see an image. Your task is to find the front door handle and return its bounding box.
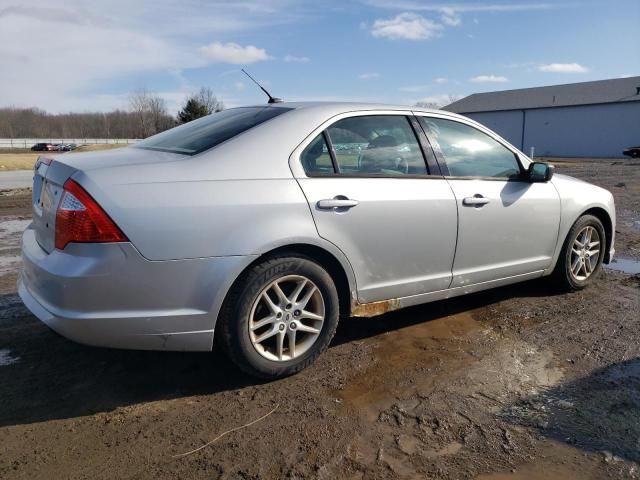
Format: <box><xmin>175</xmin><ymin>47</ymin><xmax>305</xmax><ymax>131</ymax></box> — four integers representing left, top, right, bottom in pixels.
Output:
<box><xmin>462</xmin><ymin>195</ymin><xmax>490</xmax><ymax>206</ymax></box>
<box><xmin>317</xmin><ymin>197</ymin><xmax>359</xmax><ymax>210</ymax></box>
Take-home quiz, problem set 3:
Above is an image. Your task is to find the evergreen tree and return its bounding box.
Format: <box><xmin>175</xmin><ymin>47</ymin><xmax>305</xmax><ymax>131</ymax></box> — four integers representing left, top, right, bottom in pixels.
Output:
<box><xmin>177</xmin><ymin>98</ymin><xmax>210</xmax><ymax>124</ymax></box>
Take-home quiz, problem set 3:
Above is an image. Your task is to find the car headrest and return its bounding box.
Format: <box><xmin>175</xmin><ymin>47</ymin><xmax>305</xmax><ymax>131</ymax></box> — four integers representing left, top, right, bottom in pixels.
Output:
<box><xmin>367</xmin><ymin>135</ymin><xmax>398</xmax><ymax>149</ymax></box>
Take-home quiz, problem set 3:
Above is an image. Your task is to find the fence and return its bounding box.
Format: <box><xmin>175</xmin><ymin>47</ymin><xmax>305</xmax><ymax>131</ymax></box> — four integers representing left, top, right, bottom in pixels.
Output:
<box><xmin>0</xmin><ymin>138</ymin><xmax>140</xmax><ymax>149</ymax></box>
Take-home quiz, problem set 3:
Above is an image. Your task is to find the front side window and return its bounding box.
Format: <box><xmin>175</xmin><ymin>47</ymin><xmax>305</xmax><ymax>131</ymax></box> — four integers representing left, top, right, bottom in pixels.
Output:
<box><xmin>134</xmin><ymin>106</ymin><xmax>291</xmax><ymax>155</ymax></box>
<box><xmin>419</xmin><ymin>117</ymin><xmax>521</xmax><ymax>178</ymax></box>
<box><xmin>326</xmin><ymin>115</ymin><xmax>427</xmax><ymax>176</ymax></box>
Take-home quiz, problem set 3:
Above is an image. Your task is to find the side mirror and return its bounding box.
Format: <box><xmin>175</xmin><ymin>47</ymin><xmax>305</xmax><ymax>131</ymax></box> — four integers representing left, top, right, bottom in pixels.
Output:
<box><xmin>527</xmin><ymin>161</ymin><xmax>554</xmax><ymax>182</ymax></box>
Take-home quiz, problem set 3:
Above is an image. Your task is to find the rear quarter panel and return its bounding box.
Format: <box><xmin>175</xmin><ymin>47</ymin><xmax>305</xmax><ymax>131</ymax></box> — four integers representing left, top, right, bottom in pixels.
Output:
<box><xmin>74</xmin><ymin>166</ymin><xmax>319</xmax><ymax>261</ymax></box>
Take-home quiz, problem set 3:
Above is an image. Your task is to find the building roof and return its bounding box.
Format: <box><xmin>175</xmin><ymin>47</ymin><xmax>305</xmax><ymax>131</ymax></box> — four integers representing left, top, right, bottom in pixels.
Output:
<box><xmin>444</xmin><ymin>76</ymin><xmax>640</xmax><ymax>113</ymax></box>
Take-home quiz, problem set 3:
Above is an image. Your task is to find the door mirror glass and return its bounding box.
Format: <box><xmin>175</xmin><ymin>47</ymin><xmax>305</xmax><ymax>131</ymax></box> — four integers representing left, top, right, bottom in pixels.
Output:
<box><xmin>528</xmin><ymin>162</ymin><xmax>554</xmax><ymax>182</ymax></box>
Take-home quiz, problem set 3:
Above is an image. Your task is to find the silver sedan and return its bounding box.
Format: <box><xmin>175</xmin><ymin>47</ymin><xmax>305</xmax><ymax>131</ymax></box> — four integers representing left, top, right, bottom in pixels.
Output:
<box><xmin>19</xmin><ymin>103</ymin><xmax>615</xmax><ymax>378</ymax></box>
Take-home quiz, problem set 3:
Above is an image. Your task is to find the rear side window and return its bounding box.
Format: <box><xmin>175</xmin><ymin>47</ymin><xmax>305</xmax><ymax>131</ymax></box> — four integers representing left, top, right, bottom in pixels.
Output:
<box><xmin>133</xmin><ymin>106</ymin><xmax>291</xmax><ymax>155</ymax></box>
<box><xmin>301</xmin><ymin>134</ymin><xmax>334</xmax><ymax>174</ymax></box>
<box><xmin>322</xmin><ymin>115</ymin><xmax>427</xmax><ymax>176</ymax></box>
<box><xmin>419</xmin><ymin>117</ymin><xmax>521</xmax><ymax>178</ymax></box>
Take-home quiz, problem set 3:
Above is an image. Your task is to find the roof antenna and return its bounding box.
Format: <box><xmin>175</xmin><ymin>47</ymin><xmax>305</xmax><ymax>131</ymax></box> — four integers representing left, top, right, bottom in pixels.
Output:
<box><xmin>241</xmin><ymin>69</ymin><xmax>283</xmax><ymax>104</ymax></box>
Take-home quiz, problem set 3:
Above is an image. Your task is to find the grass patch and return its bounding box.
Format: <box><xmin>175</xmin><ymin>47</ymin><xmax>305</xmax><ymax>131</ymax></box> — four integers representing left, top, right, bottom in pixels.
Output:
<box><xmin>0</xmin><ymin>144</ymin><xmax>129</xmax><ymax>171</ymax></box>
<box><xmin>72</xmin><ymin>144</ymin><xmax>129</xmax><ymax>153</ymax></box>
<box><xmin>0</xmin><ymin>153</ymin><xmax>40</xmax><ymax>171</ymax></box>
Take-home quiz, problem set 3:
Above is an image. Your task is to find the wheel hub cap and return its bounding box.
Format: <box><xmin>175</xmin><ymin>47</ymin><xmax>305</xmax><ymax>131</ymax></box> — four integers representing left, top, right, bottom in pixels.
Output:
<box><xmin>248</xmin><ymin>275</ymin><xmax>325</xmax><ymax>362</ymax></box>
<box><xmin>569</xmin><ymin>226</ymin><xmax>601</xmax><ymax>281</ymax></box>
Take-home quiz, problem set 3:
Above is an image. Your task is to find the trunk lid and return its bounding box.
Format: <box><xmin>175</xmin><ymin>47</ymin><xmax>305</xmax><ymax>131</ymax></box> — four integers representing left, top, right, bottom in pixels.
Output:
<box><xmin>54</xmin><ymin>145</ymin><xmax>185</xmax><ymax>171</ymax></box>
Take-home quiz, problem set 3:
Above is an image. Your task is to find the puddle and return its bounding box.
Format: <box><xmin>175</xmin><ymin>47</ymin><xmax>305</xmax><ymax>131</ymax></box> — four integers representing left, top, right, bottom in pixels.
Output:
<box><xmin>337</xmin><ymin>310</ymin><xmax>564</xmax><ymax>421</ymax></box>
<box><xmin>0</xmin><ymin>349</ymin><xmax>20</xmax><ymax>366</ymax></box>
<box><xmin>501</xmin><ymin>358</ymin><xmax>640</xmax><ymax>463</ymax></box>
<box><xmin>336</xmin><ymin>307</ymin><xmax>569</xmax><ymax>480</ymax></box>
<box><xmin>605</xmin><ymin>256</ymin><xmax>640</xmax><ymax>274</ymax></box>
<box><xmin>476</xmin><ymin>440</ymin><xmax>633</xmax><ymax>480</ymax></box>
<box><xmin>338</xmin><ymin>312</ymin><xmax>485</xmax><ymax>419</ymax></box>
<box><xmin>0</xmin><ymin>218</ymin><xmax>31</xmax><ymax>243</ymax></box>
<box><xmin>478</xmin><ymin>465</ymin><xmax>585</xmax><ymax>480</ymax></box>
<box><xmin>0</xmin><ymin>217</ymin><xmax>28</xmax><ymax>275</ymax></box>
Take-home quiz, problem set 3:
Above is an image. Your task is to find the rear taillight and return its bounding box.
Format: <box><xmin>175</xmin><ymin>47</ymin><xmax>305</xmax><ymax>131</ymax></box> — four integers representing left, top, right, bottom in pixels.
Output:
<box><xmin>55</xmin><ymin>179</ymin><xmax>127</xmax><ymax>250</ymax></box>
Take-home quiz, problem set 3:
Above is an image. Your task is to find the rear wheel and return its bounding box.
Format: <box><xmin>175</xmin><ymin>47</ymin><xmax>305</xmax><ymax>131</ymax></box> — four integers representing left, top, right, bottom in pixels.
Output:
<box><xmin>218</xmin><ymin>255</ymin><xmax>340</xmax><ymax>379</ymax></box>
<box><xmin>552</xmin><ymin>214</ymin><xmax>605</xmax><ymax>290</ymax></box>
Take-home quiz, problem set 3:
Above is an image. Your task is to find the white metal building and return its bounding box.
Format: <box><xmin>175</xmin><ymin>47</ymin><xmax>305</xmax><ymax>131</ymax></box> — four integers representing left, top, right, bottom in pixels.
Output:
<box><xmin>444</xmin><ymin>76</ymin><xmax>640</xmax><ymax>158</ymax></box>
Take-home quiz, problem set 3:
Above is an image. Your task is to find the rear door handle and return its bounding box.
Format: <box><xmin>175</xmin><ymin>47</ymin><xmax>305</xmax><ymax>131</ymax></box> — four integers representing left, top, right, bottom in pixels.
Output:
<box><xmin>462</xmin><ymin>195</ymin><xmax>490</xmax><ymax>206</ymax></box>
<box><xmin>317</xmin><ymin>198</ymin><xmax>359</xmax><ymax>210</ymax></box>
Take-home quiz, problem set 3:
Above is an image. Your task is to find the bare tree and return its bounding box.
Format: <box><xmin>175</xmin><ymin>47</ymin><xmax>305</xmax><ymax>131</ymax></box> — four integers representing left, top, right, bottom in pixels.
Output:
<box><xmin>414</xmin><ymin>101</ymin><xmax>440</xmax><ymax>109</ymax></box>
<box><xmin>195</xmin><ymin>87</ymin><xmax>224</xmax><ymax>114</ymax></box>
<box><xmin>446</xmin><ymin>94</ymin><xmax>462</xmax><ymax>105</ymax></box>
<box><xmin>415</xmin><ymin>94</ymin><xmax>463</xmax><ymax>110</ymax></box>
<box><xmin>147</xmin><ymin>95</ymin><xmax>174</xmax><ymax>133</ymax></box>
<box><xmin>0</xmin><ymin>104</ymin><xmax>175</xmax><ymax>139</ymax></box>
<box><xmin>129</xmin><ymin>88</ymin><xmax>153</xmax><ymax>138</ymax></box>
<box><xmin>128</xmin><ymin>88</ymin><xmax>174</xmax><ymax>137</ymax></box>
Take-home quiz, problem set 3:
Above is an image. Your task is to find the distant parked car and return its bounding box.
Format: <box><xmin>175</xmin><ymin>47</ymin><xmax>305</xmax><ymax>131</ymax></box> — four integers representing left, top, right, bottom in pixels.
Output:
<box><xmin>59</xmin><ymin>143</ymin><xmax>77</xmax><ymax>151</ymax></box>
<box><xmin>31</xmin><ymin>143</ymin><xmax>53</xmax><ymax>151</ymax></box>
<box><xmin>623</xmin><ymin>146</ymin><xmax>640</xmax><ymax>158</ymax></box>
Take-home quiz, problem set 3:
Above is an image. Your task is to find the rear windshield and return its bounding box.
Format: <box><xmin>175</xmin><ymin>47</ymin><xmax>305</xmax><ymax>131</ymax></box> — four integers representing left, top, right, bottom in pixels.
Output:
<box><xmin>133</xmin><ymin>106</ymin><xmax>291</xmax><ymax>155</ymax></box>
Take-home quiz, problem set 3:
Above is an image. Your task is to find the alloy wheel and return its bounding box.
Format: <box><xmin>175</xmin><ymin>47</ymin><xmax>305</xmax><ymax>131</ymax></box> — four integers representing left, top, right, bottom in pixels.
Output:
<box><xmin>248</xmin><ymin>275</ymin><xmax>325</xmax><ymax>361</ymax></box>
<box><xmin>569</xmin><ymin>225</ymin><xmax>601</xmax><ymax>281</ymax></box>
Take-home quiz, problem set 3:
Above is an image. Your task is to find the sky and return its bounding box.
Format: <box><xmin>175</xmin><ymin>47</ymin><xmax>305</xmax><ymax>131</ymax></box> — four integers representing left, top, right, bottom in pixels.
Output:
<box><xmin>0</xmin><ymin>0</ymin><xmax>638</xmax><ymax>114</ymax></box>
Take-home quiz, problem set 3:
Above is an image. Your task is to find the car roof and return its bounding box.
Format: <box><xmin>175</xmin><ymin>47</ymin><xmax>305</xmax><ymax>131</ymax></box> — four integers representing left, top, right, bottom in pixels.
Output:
<box><xmin>238</xmin><ymin>101</ymin><xmax>468</xmax><ymax>120</ymax></box>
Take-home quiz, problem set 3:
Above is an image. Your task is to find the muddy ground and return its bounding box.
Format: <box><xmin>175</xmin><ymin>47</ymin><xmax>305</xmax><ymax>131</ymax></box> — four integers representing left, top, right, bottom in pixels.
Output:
<box><xmin>0</xmin><ymin>159</ymin><xmax>638</xmax><ymax>479</ymax></box>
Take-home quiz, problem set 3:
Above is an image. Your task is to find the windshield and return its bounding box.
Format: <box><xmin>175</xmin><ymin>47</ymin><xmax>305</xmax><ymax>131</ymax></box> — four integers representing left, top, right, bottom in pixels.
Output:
<box><xmin>133</xmin><ymin>106</ymin><xmax>291</xmax><ymax>155</ymax></box>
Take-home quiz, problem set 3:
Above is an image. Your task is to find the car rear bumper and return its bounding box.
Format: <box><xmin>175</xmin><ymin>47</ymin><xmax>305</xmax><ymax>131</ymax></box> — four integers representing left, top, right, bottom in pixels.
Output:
<box><xmin>18</xmin><ymin>227</ymin><xmax>255</xmax><ymax>351</ymax></box>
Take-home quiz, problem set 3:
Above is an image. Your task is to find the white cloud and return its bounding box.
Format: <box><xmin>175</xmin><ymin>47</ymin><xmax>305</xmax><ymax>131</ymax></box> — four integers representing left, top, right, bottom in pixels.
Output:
<box><xmin>234</xmin><ymin>81</ymin><xmax>245</xmax><ymax>90</ymax></box>
<box><xmin>440</xmin><ymin>7</ymin><xmax>461</xmax><ymax>26</ymax></box>
<box><xmin>0</xmin><ymin>0</ymin><xmax>296</xmax><ymax>112</ymax></box>
<box><xmin>358</xmin><ymin>72</ymin><xmax>381</xmax><ymax>80</ymax></box>
<box><xmin>366</xmin><ymin>2</ymin><xmax>561</xmax><ymax>13</ymax></box>
<box><xmin>371</xmin><ymin>13</ymin><xmax>443</xmax><ymax>40</ymax></box>
<box><xmin>200</xmin><ymin>42</ymin><xmax>271</xmax><ymax>64</ymax></box>
<box><xmin>366</xmin><ymin>2</ymin><xmax>561</xmax><ymax>31</ymax></box>
<box><xmin>435</xmin><ymin>77</ymin><xmax>448</xmax><ymax>84</ymax></box>
<box><xmin>538</xmin><ymin>63</ymin><xmax>589</xmax><ymax>73</ymax></box>
<box><xmin>470</xmin><ymin>74</ymin><xmax>509</xmax><ymax>83</ymax></box>
<box><xmin>284</xmin><ymin>54</ymin><xmax>310</xmax><ymax>63</ymax></box>
<box><xmin>0</xmin><ymin>6</ymin><xmax>199</xmax><ymax>113</ymax></box>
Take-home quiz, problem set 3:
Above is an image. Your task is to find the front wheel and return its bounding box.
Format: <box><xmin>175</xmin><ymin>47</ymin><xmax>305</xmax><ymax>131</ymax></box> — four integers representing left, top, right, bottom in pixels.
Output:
<box><xmin>552</xmin><ymin>214</ymin><xmax>606</xmax><ymax>290</ymax></box>
<box><xmin>217</xmin><ymin>255</ymin><xmax>340</xmax><ymax>379</ymax></box>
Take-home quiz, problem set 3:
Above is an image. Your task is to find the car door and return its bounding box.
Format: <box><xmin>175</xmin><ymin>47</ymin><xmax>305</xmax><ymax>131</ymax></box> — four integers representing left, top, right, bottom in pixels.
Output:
<box><xmin>417</xmin><ymin>114</ymin><xmax>561</xmax><ymax>288</ymax></box>
<box><xmin>291</xmin><ymin>112</ymin><xmax>458</xmax><ymax>303</ymax></box>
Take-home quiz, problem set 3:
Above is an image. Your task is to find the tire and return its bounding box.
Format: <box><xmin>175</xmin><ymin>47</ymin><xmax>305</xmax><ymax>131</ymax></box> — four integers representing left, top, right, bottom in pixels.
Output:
<box><xmin>217</xmin><ymin>255</ymin><xmax>340</xmax><ymax>379</ymax></box>
<box><xmin>552</xmin><ymin>214</ymin><xmax>606</xmax><ymax>291</ymax></box>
